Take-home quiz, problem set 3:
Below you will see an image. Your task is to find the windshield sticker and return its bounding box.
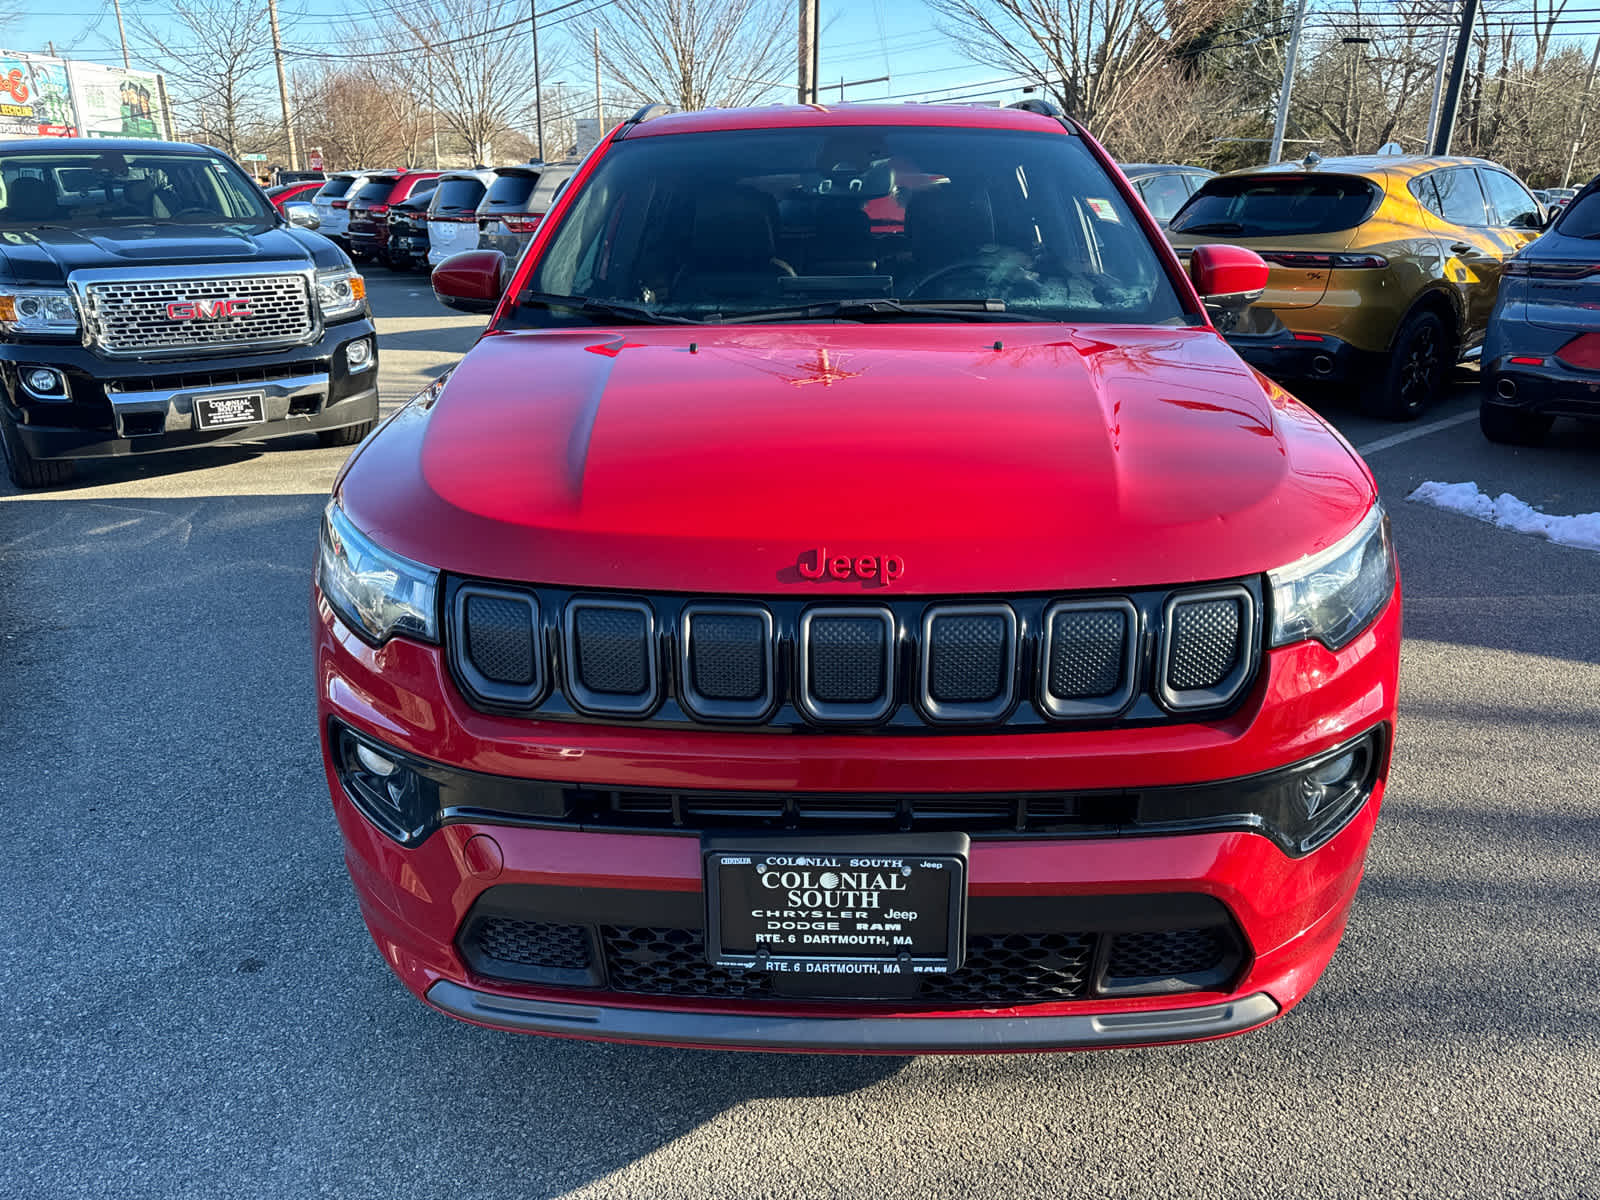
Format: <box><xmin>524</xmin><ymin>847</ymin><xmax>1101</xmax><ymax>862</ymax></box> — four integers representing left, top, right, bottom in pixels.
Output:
<box><xmin>1087</xmin><ymin>198</ymin><xmax>1119</xmax><ymax>221</ymax></box>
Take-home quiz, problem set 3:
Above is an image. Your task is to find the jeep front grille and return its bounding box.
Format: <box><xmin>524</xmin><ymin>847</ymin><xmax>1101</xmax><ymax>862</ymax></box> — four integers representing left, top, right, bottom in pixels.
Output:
<box><xmin>446</xmin><ymin>578</ymin><xmax>1263</xmax><ymax>732</ymax></box>
<box><xmin>81</xmin><ymin>273</ymin><xmax>315</xmax><ymax>357</ymax></box>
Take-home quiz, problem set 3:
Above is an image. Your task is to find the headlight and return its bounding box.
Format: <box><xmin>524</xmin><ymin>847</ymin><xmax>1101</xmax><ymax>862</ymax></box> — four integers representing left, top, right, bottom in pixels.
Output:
<box><xmin>1268</xmin><ymin>503</ymin><xmax>1395</xmax><ymax>650</ymax></box>
<box><xmin>316</xmin><ymin>268</ymin><xmax>367</xmax><ymax>320</ymax></box>
<box><xmin>318</xmin><ymin>500</ymin><xmax>439</xmax><ymax>645</ymax></box>
<box><xmin>0</xmin><ymin>288</ymin><xmax>79</xmax><ymax>335</ymax></box>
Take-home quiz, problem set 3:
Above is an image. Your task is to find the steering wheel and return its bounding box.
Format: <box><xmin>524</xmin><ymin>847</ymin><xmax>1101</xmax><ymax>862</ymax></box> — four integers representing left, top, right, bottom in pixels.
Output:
<box><xmin>907</xmin><ymin>258</ymin><xmax>997</xmax><ymax>298</ymax></box>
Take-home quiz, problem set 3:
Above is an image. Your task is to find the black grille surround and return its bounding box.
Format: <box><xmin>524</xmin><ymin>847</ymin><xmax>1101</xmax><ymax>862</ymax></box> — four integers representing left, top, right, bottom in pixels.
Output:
<box><xmin>455</xmin><ymin>888</ymin><xmax>1247</xmax><ymax>1007</ymax></box>
<box><xmin>444</xmin><ymin>577</ymin><xmax>1265</xmax><ymax>733</ymax></box>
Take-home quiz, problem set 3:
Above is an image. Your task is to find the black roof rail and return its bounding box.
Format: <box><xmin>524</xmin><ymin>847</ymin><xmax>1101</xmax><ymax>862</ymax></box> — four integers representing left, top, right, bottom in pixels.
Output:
<box><xmin>613</xmin><ymin>103</ymin><xmax>676</xmax><ymax>139</ymax></box>
<box><xmin>1008</xmin><ymin>98</ymin><xmax>1063</xmax><ymax>118</ymax></box>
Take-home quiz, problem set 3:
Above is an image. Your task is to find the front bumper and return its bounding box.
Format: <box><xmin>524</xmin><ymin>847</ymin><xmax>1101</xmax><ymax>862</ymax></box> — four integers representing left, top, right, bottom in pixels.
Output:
<box><xmin>1484</xmin><ymin>355</ymin><xmax>1600</xmax><ymax>418</ymax></box>
<box><xmin>3</xmin><ymin>318</ymin><xmax>377</xmax><ymax>461</ymax></box>
<box><xmin>315</xmin><ymin>589</ymin><xmax>1399</xmax><ymax>1052</ymax></box>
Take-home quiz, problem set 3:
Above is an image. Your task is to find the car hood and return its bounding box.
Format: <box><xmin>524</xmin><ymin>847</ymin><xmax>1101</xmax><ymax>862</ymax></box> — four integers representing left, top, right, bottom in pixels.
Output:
<box><xmin>339</xmin><ymin>324</ymin><xmax>1375</xmax><ymax>595</ymax></box>
<box><xmin>0</xmin><ymin>224</ymin><xmax>336</xmax><ymax>285</ymax></box>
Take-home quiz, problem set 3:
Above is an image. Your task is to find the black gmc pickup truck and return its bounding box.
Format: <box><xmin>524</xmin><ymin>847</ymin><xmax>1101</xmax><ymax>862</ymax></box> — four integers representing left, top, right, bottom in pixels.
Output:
<box><xmin>0</xmin><ymin>138</ymin><xmax>378</xmax><ymax>487</ymax></box>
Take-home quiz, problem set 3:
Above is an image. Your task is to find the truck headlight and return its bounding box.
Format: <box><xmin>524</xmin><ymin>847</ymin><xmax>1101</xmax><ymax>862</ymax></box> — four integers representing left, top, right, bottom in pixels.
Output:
<box><xmin>316</xmin><ymin>268</ymin><xmax>367</xmax><ymax>321</ymax></box>
<box><xmin>1268</xmin><ymin>503</ymin><xmax>1395</xmax><ymax>650</ymax></box>
<box><xmin>0</xmin><ymin>288</ymin><xmax>80</xmax><ymax>335</ymax></box>
<box><xmin>318</xmin><ymin>500</ymin><xmax>439</xmax><ymax>645</ymax></box>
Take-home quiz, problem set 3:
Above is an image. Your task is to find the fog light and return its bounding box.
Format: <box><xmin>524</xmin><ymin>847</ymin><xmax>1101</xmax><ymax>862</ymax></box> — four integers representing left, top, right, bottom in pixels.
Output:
<box><xmin>345</xmin><ymin>338</ymin><xmax>373</xmax><ymax>372</ymax></box>
<box><xmin>355</xmin><ymin>743</ymin><xmax>398</xmax><ymax>777</ymax></box>
<box><xmin>21</xmin><ymin>367</ymin><xmax>66</xmax><ymax>398</ymax></box>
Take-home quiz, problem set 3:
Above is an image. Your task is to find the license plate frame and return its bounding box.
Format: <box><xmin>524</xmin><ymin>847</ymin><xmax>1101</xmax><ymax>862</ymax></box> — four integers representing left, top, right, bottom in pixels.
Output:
<box><xmin>703</xmin><ymin>833</ymin><xmax>969</xmax><ymax>984</ymax></box>
<box><xmin>193</xmin><ymin>392</ymin><xmax>266</xmax><ymax>429</ymax></box>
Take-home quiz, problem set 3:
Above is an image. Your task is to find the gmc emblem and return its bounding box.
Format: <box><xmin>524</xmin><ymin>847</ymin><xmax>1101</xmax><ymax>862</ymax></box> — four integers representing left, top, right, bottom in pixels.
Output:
<box><xmin>797</xmin><ymin>547</ymin><xmax>905</xmax><ymax>586</ymax></box>
<box><xmin>166</xmin><ymin>298</ymin><xmax>253</xmax><ymax>320</ymax></box>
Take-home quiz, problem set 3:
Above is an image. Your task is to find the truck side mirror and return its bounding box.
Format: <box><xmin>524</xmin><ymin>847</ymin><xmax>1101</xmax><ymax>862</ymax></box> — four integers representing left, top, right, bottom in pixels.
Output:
<box><xmin>432</xmin><ymin>250</ymin><xmax>508</xmax><ymax>314</ymax></box>
<box><xmin>283</xmin><ymin>202</ymin><xmax>320</xmax><ymax>231</ymax></box>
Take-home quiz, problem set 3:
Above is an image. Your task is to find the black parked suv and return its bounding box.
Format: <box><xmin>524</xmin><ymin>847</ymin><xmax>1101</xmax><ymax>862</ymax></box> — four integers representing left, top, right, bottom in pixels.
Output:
<box><xmin>0</xmin><ymin>139</ymin><xmax>378</xmax><ymax>488</ymax></box>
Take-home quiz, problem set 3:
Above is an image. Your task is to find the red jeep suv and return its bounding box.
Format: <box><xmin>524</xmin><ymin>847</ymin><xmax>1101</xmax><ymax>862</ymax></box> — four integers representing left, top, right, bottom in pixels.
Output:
<box><xmin>314</xmin><ymin>103</ymin><xmax>1400</xmax><ymax>1053</ymax></box>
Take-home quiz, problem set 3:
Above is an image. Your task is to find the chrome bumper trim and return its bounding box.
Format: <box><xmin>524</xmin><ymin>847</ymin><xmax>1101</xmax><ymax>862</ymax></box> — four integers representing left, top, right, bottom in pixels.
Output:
<box><xmin>108</xmin><ymin>371</ymin><xmax>331</xmax><ymax>437</ymax></box>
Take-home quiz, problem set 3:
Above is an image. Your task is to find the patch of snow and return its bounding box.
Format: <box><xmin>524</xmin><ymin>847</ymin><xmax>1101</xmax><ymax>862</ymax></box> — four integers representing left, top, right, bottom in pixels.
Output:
<box><xmin>1408</xmin><ymin>480</ymin><xmax>1600</xmax><ymax>552</ymax></box>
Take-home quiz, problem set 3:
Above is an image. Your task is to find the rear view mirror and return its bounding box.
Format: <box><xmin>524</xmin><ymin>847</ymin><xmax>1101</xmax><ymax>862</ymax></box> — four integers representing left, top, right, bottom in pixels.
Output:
<box><xmin>1188</xmin><ymin>243</ymin><xmax>1269</xmax><ymax>309</ymax></box>
<box><xmin>432</xmin><ymin>249</ymin><xmax>508</xmax><ymax>314</ymax></box>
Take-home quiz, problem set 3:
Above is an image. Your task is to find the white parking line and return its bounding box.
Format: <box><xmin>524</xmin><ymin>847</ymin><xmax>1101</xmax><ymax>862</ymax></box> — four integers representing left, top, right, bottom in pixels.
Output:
<box><xmin>1356</xmin><ymin>410</ymin><xmax>1478</xmax><ymax>455</ymax></box>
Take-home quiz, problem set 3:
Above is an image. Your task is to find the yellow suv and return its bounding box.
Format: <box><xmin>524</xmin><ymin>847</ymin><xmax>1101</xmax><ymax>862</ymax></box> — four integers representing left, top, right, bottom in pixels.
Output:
<box><xmin>1167</xmin><ymin>154</ymin><xmax>1545</xmax><ymax>419</ymax></box>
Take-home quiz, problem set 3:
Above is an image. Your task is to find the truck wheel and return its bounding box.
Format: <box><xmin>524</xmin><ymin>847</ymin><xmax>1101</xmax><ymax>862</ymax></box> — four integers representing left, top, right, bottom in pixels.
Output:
<box><xmin>317</xmin><ymin>420</ymin><xmax>375</xmax><ymax>449</ymax></box>
<box><xmin>1364</xmin><ymin>310</ymin><xmax>1448</xmax><ymax>421</ymax></box>
<box><xmin>0</xmin><ymin>411</ymin><xmax>75</xmax><ymax>488</ymax></box>
<box><xmin>1479</xmin><ymin>400</ymin><xmax>1553</xmax><ymax>446</ymax></box>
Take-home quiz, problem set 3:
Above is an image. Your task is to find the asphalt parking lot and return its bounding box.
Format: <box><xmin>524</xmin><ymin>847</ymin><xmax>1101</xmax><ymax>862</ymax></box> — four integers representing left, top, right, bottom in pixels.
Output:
<box><xmin>4</xmin><ymin>271</ymin><xmax>1599</xmax><ymax>1199</ymax></box>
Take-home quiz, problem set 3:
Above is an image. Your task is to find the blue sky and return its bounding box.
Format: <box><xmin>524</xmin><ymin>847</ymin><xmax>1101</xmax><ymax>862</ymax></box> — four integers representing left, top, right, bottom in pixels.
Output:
<box><xmin>4</xmin><ymin>0</ymin><xmax>1013</xmax><ymax>103</ymax></box>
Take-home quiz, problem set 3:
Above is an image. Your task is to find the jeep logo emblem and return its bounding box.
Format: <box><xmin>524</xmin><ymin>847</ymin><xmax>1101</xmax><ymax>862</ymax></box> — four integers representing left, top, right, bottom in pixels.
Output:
<box><xmin>796</xmin><ymin>547</ymin><xmax>905</xmax><ymax>586</ymax></box>
<box><xmin>166</xmin><ymin>298</ymin><xmax>254</xmax><ymax>320</ymax></box>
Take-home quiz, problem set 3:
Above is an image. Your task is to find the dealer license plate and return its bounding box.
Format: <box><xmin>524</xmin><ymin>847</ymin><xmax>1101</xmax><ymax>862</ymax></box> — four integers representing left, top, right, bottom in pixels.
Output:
<box><xmin>193</xmin><ymin>392</ymin><xmax>265</xmax><ymax>429</ymax></box>
<box><xmin>704</xmin><ymin>835</ymin><xmax>968</xmax><ymax>988</ymax></box>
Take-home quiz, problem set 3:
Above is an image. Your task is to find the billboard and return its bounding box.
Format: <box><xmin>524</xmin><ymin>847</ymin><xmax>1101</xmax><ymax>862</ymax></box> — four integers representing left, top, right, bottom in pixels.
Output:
<box><xmin>65</xmin><ymin>60</ymin><xmax>165</xmax><ymax>138</ymax></box>
<box><xmin>0</xmin><ymin>51</ymin><xmax>169</xmax><ymax>140</ymax></box>
<box><xmin>0</xmin><ymin>52</ymin><xmax>78</xmax><ymax>136</ymax></box>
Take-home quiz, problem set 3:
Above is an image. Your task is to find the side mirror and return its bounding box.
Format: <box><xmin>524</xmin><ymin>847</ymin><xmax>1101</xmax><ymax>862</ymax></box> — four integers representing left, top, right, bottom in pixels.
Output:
<box><xmin>1189</xmin><ymin>243</ymin><xmax>1268</xmax><ymax>309</ymax></box>
<box><xmin>432</xmin><ymin>249</ymin><xmax>508</xmax><ymax>314</ymax></box>
<box><xmin>284</xmin><ymin>201</ymin><xmax>320</xmax><ymax>231</ymax></box>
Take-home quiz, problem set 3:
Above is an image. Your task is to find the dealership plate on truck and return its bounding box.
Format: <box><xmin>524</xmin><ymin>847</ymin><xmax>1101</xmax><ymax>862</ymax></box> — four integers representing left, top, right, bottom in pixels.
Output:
<box><xmin>193</xmin><ymin>392</ymin><xmax>265</xmax><ymax>429</ymax></box>
<box><xmin>704</xmin><ymin>834</ymin><xmax>967</xmax><ymax>995</ymax></box>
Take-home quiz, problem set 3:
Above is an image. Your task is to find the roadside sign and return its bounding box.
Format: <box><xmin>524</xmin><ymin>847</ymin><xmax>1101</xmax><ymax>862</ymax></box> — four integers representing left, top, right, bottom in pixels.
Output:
<box><xmin>308</xmin><ymin>153</ymin><xmax>323</xmax><ymax>170</ymax></box>
<box><xmin>242</xmin><ymin>152</ymin><xmax>267</xmax><ymax>162</ymax></box>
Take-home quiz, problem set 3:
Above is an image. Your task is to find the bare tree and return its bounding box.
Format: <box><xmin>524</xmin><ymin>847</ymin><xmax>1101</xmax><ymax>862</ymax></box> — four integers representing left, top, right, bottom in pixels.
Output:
<box><xmin>591</xmin><ymin>0</ymin><xmax>791</xmax><ymax>111</ymax></box>
<box><xmin>1097</xmin><ymin>68</ymin><xmax>1227</xmax><ymax>163</ymax></box>
<box><xmin>365</xmin><ymin>0</ymin><xmax>544</xmax><ymax>163</ymax></box>
<box><xmin>132</xmin><ymin>0</ymin><xmax>274</xmax><ymax>157</ymax></box>
<box><xmin>294</xmin><ymin>67</ymin><xmax>410</xmax><ymax>168</ymax></box>
<box><xmin>926</xmin><ymin>0</ymin><xmax>1234</xmax><ymax>137</ymax></box>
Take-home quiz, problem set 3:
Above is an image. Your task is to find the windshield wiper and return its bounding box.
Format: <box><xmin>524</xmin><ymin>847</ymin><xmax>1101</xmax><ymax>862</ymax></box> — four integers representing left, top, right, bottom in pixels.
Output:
<box><xmin>721</xmin><ymin>298</ymin><xmax>1032</xmax><ymax>324</ymax></box>
<box><xmin>1175</xmin><ymin>221</ymin><xmax>1245</xmax><ymax>235</ymax></box>
<box><xmin>515</xmin><ymin>291</ymin><xmax>705</xmax><ymax>325</ymax></box>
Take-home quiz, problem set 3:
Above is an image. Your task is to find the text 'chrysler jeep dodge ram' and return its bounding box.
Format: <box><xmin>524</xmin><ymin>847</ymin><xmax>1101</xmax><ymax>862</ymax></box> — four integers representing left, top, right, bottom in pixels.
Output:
<box><xmin>0</xmin><ymin>139</ymin><xmax>377</xmax><ymax>488</ymax></box>
<box><xmin>314</xmin><ymin>103</ymin><xmax>1401</xmax><ymax>1053</ymax></box>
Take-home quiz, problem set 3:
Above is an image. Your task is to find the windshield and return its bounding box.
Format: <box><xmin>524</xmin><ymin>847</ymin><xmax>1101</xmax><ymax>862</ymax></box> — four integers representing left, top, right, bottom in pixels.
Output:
<box><xmin>0</xmin><ymin>149</ymin><xmax>274</xmax><ymax>228</ymax></box>
<box><xmin>1170</xmin><ymin>174</ymin><xmax>1381</xmax><ymax>237</ymax></box>
<box><xmin>514</xmin><ymin>127</ymin><xmax>1189</xmax><ymax>325</ymax></box>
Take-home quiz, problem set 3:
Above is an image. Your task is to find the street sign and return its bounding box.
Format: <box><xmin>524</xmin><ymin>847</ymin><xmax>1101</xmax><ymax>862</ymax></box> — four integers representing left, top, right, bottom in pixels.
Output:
<box><xmin>308</xmin><ymin>153</ymin><xmax>323</xmax><ymax>170</ymax></box>
<box><xmin>242</xmin><ymin>152</ymin><xmax>267</xmax><ymax>162</ymax></box>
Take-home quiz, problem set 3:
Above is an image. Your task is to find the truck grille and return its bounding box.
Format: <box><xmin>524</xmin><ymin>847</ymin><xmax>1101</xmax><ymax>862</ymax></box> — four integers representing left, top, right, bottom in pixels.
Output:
<box><xmin>446</xmin><ymin>579</ymin><xmax>1263</xmax><ymax>732</ymax></box>
<box><xmin>82</xmin><ymin>273</ymin><xmax>315</xmax><ymax>357</ymax></box>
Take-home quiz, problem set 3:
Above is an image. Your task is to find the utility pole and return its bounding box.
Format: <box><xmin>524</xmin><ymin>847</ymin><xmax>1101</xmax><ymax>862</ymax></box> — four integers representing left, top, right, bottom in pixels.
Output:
<box><xmin>46</xmin><ymin>41</ymin><xmax>56</xmax><ymax>57</ymax></box>
<box><xmin>530</xmin><ymin>0</ymin><xmax>545</xmax><ymax>161</ymax></box>
<box><xmin>594</xmin><ymin>28</ymin><xmax>603</xmax><ymax>134</ymax></box>
<box><xmin>111</xmin><ymin>0</ymin><xmax>131</xmax><ymax>69</ymax></box>
<box><xmin>1563</xmin><ymin>36</ymin><xmax>1600</xmax><ymax>188</ymax></box>
<box><xmin>798</xmin><ymin>0</ymin><xmax>818</xmax><ymax>103</ymax></box>
<box><xmin>266</xmin><ymin>0</ymin><xmax>299</xmax><ymax>170</ymax></box>
<box><xmin>1432</xmin><ymin>0</ymin><xmax>1481</xmax><ymax>155</ymax></box>
<box><xmin>1424</xmin><ymin>29</ymin><xmax>1451</xmax><ymax>150</ymax></box>
<box><xmin>1268</xmin><ymin>0</ymin><xmax>1310</xmax><ymax>165</ymax></box>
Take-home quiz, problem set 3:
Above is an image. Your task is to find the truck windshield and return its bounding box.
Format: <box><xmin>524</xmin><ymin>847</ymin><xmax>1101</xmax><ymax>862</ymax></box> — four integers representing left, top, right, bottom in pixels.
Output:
<box><xmin>0</xmin><ymin>149</ymin><xmax>274</xmax><ymax>228</ymax></box>
<box><xmin>515</xmin><ymin>126</ymin><xmax>1191</xmax><ymax>326</ymax></box>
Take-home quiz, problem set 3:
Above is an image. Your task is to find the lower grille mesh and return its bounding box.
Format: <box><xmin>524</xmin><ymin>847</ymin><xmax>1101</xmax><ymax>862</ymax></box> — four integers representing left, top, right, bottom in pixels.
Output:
<box><xmin>475</xmin><ymin>917</ymin><xmax>592</xmax><ymax>971</ymax></box>
<box><xmin>1106</xmin><ymin>928</ymin><xmax>1226</xmax><ymax>980</ymax></box>
<box><xmin>465</xmin><ymin>920</ymin><xmax>1238</xmax><ymax>1005</ymax></box>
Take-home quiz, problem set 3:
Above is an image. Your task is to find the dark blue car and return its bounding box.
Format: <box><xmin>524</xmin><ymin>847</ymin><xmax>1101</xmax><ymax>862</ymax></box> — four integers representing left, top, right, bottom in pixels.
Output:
<box><xmin>1481</xmin><ymin>174</ymin><xmax>1600</xmax><ymax>443</ymax></box>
